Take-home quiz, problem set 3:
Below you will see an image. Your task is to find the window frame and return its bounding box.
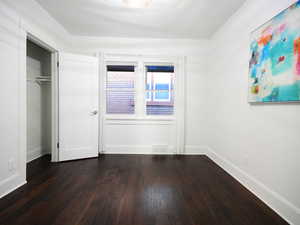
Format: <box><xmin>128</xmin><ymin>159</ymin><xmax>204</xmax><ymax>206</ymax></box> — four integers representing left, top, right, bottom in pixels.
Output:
<box><xmin>104</xmin><ymin>61</ymin><xmax>138</xmax><ymax>118</ymax></box>
<box><xmin>105</xmin><ymin>64</ymin><xmax>137</xmax><ymax>115</ymax></box>
<box><xmin>102</xmin><ymin>56</ymin><xmax>182</xmax><ymax>121</ymax></box>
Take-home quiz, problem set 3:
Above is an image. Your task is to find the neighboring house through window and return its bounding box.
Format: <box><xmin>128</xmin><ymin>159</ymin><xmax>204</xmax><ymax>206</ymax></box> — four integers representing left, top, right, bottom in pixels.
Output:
<box><xmin>105</xmin><ymin>63</ymin><xmax>175</xmax><ymax>116</ymax></box>
<box><xmin>106</xmin><ymin>65</ymin><xmax>135</xmax><ymax>114</ymax></box>
<box><xmin>145</xmin><ymin>66</ymin><xmax>174</xmax><ymax>115</ymax></box>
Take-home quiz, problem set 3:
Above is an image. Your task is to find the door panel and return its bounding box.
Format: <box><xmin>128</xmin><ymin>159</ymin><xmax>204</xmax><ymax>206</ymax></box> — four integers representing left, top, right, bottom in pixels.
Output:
<box><xmin>59</xmin><ymin>53</ymin><xmax>99</xmax><ymax>161</ymax></box>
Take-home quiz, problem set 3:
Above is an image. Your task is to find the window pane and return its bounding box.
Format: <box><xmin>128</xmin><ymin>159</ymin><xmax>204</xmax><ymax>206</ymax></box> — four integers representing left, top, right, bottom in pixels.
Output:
<box><xmin>155</xmin><ymin>84</ymin><xmax>169</xmax><ymax>91</ymax></box>
<box><xmin>145</xmin><ymin>65</ymin><xmax>174</xmax><ymax>115</ymax></box>
<box><xmin>155</xmin><ymin>91</ymin><xmax>170</xmax><ymax>100</ymax></box>
<box><xmin>146</xmin><ymin>91</ymin><xmax>174</xmax><ymax>115</ymax></box>
<box><xmin>146</xmin><ymin>105</ymin><xmax>174</xmax><ymax>115</ymax></box>
<box><xmin>106</xmin><ymin>65</ymin><xmax>135</xmax><ymax>114</ymax></box>
<box><xmin>106</xmin><ymin>91</ymin><xmax>135</xmax><ymax>114</ymax></box>
<box><xmin>107</xmin><ymin>70</ymin><xmax>135</xmax><ymax>89</ymax></box>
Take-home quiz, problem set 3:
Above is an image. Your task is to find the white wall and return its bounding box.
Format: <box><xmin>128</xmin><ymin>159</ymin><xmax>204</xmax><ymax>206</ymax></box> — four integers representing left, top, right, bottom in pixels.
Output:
<box><xmin>2</xmin><ymin>1</ymin><xmax>297</xmax><ymax>224</ymax></box>
<box><xmin>0</xmin><ymin>1</ymin><xmax>27</xmax><ymax>198</ymax></box>
<box><xmin>26</xmin><ymin>40</ymin><xmax>52</xmax><ymax>162</ymax></box>
<box><xmin>70</xmin><ymin>37</ymin><xmax>211</xmax><ymax>154</ymax></box>
<box><xmin>104</xmin><ymin>122</ymin><xmax>177</xmax><ymax>154</ymax></box>
<box><xmin>208</xmin><ymin>0</ymin><xmax>300</xmax><ymax>224</ymax></box>
<box><xmin>2</xmin><ymin>0</ymin><xmax>69</xmax><ymax>51</ymax></box>
<box><xmin>0</xmin><ymin>0</ymin><xmax>68</xmax><ymax>198</ymax></box>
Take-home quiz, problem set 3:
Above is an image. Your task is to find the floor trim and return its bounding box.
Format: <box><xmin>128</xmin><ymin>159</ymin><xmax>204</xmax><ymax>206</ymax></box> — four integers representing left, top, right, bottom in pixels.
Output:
<box><xmin>184</xmin><ymin>145</ymin><xmax>208</xmax><ymax>155</ymax></box>
<box><xmin>27</xmin><ymin>147</ymin><xmax>49</xmax><ymax>163</ymax></box>
<box><xmin>103</xmin><ymin>145</ymin><xmax>176</xmax><ymax>155</ymax></box>
<box><xmin>206</xmin><ymin>147</ymin><xmax>299</xmax><ymax>225</ymax></box>
<box><xmin>0</xmin><ymin>174</ymin><xmax>27</xmax><ymax>199</ymax></box>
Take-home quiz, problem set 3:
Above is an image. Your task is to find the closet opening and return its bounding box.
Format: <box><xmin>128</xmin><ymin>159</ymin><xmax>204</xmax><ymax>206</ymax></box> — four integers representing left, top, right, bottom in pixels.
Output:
<box><xmin>26</xmin><ymin>36</ymin><xmax>58</xmax><ymax>171</ymax></box>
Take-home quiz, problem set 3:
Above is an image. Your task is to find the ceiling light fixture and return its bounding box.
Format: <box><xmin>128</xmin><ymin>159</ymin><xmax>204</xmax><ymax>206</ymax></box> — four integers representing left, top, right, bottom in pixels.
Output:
<box><xmin>123</xmin><ymin>0</ymin><xmax>152</xmax><ymax>8</ymax></box>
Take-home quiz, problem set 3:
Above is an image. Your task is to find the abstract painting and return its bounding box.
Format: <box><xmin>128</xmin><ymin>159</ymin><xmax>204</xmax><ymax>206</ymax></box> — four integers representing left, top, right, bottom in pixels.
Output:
<box><xmin>248</xmin><ymin>1</ymin><xmax>300</xmax><ymax>102</ymax></box>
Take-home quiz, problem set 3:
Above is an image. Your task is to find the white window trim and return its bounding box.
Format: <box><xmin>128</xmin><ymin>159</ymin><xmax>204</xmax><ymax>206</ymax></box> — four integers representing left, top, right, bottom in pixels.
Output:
<box><xmin>99</xmin><ymin>53</ymin><xmax>186</xmax><ymax>154</ymax></box>
<box><xmin>146</xmin><ymin>71</ymin><xmax>152</xmax><ymax>101</ymax></box>
<box><xmin>104</xmin><ymin>61</ymin><xmax>138</xmax><ymax>116</ymax></box>
<box><xmin>142</xmin><ymin>62</ymin><xmax>175</xmax><ymax>116</ymax></box>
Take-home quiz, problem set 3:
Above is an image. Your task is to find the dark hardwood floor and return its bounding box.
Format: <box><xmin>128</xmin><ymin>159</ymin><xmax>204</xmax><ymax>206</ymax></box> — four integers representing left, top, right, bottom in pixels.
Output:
<box><xmin>0</xmin><ymin>155</ymin><xmax>288</xmax><ymax>225</ymax></box>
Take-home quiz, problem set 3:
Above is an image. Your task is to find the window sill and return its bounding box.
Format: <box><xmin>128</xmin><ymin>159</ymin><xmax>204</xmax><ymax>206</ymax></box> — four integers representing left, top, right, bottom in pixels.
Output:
<box><xmin>104</xmin><ymin>116</ymin><xmax>176</xmax><ymax>121</ymax></box>
<box><xmin>104</xmin><ymin>116</ymin><xmax>176</xmax><ymax>125</ymax></box>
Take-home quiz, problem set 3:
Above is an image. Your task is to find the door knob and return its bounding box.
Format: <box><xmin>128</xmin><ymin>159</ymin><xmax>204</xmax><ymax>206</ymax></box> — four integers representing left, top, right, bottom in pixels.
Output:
<box><xmin>91</xmin><ymin>110</ymin><xmax>98</xmax><ymax>115</ymax></box>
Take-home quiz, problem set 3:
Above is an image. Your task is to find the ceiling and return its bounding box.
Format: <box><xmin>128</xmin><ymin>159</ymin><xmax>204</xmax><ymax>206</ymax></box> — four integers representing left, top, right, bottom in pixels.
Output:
<box><xmin>35</xmin><ymin>0</ymin><xmax>247</xmax><ymax>39</ymax></box>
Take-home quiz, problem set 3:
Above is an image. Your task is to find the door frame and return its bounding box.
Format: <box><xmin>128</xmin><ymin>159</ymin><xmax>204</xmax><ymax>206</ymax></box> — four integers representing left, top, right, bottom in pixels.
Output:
<box><xmin>26</xmin><ymin>33</ymin><xmax>59</xmax><ymax>162</ymax></box>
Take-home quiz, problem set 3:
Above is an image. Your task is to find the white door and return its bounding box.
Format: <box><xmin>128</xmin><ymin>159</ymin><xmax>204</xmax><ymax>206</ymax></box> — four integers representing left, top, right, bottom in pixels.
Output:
<box><xmin>58</xmin><ymin>53</ymin><xmax>99</xmax><ymax>161</ymax></box>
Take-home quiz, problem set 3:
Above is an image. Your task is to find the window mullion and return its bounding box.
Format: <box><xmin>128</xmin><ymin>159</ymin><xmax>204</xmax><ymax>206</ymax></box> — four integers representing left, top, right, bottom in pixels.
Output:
<box><xmin>135</xmin><ymin>61</ymin><xmax>145</xmax><ymax>117</ymax></box>
<box><xmin>141</xmin><ymin>61</ymin><xmax>147</xmax><ymax>116</ymax></box>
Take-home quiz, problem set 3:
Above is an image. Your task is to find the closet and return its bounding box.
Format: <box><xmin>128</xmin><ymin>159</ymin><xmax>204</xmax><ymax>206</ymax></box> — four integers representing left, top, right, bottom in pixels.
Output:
<box><xmin>26</xmin><ymin>39</ymin><xmax>99</xmax><ymax>163</ymax></box>
<box><xmin>26</xmin><ymin>40</ymin><xmax>52</xmax><ymax>162</ymax></box>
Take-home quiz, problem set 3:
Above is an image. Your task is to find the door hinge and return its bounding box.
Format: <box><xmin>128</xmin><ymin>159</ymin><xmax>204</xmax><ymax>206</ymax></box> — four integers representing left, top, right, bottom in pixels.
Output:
<box><xmin>57</xmin><ymin>61</ymin><xmax>59</xmax><ymax>68</ymax></box>
<box><xmin>57</xmin><ymin>142</ymin><xmax>59</xmax><ymax>149</ymax></box>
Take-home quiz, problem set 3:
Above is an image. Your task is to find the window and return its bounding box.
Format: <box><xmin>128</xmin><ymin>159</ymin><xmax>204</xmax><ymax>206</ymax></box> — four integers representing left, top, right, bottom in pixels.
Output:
<box><xmin>145</xmin><ymin>66</ymin><xmax>174</xmax><ymax>115</ymax></box>
<box><xmin>106</xmin><ymin>65</ymin><xmax>135</xmax><ymax>114</ymax></box>
<box><xmin>105</xmin><ymin>62</ymin><xmax>175</xmax><ymax>117</ymax></box>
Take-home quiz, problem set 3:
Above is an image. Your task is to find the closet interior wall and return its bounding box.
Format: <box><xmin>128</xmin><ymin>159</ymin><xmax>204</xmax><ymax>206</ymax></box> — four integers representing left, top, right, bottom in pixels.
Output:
<box><xmin>26</xmin><ymin>40</ymin><xmax>52</xmax><ymax>162</ymax></box>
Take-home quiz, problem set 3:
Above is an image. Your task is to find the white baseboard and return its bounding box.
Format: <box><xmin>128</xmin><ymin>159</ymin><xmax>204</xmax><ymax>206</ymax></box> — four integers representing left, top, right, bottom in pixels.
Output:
<box><xmin>104</xmin><ymin>145</ymin><xmax>175</xmax><ymax>155</ymax></box>
<box><xmin>206</xmin><ymin>147</ymin><xmax>300</xmax><ymax>225</ymax></box>
<box><xmin>184</xmin><ymin>145</ymin><xmax>208</xmax><ymax>155</ymax></box>
<box><xmin>103</xmin><ymin>145</ymin><xmax>209</xmax><ymax>155</ymax></box>
<box><xmin>0</xmin><ymin>173</ymin><xmax>26</xmax><ymax>199</ymax></box>
<box><xmin>27</xmin><ymin>147</ymin><xmax>49</xmax><ymax>163</ymax></box>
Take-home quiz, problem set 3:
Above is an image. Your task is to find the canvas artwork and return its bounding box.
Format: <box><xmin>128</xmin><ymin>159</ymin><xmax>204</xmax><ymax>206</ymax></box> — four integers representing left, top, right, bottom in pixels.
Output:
<box><xmin>248</xmin><ymin>1</ymin><xmax>300</xmax><ymax>102</ymax></box>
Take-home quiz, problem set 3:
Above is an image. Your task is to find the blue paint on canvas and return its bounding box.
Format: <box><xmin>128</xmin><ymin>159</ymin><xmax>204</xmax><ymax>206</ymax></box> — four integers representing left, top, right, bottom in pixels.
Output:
<box><xmin>260</xmin><ymin>43</ymin><xmax>271</xmax><ymax>64</ymax></box>
<box><xmin>278</xmin><ymin>83</ymin><xmax>300</xmax><ymax>101</ymax></box>
<box><xmin>270</xmin><ymin>32</ymin><xmax>294</xmax><ymax>76</ymax></box>
<box><xmin>250</xmin><ymin>66</ymin><xmax>257</xmax><ymax>79</ymax></box>
<box><xmin>248</xmin><ymin>1</ymin><xmax>300</xmax><ymax>102</ymax></box>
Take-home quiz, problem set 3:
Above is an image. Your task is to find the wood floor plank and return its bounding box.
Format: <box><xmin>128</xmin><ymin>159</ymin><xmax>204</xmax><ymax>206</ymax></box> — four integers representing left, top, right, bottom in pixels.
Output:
<box><xmin>0</xmin><ymin>155</ymin><xmax>289</xmax><ymax>225</ymax></box>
